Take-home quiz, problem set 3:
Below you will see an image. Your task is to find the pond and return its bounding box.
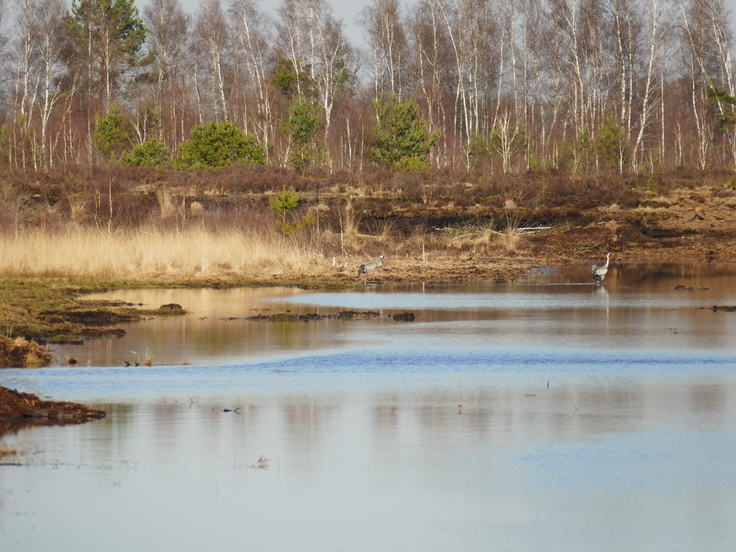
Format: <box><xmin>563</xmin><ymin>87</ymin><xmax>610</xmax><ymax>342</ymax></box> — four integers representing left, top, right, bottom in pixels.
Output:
<box><xmin>1</xmin><ymin>262</ymin><xmax>736</xmax><ymax>551</ymax></box>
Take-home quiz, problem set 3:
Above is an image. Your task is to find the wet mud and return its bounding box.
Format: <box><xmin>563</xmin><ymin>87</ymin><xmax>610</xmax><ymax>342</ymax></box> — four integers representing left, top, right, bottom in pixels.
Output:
<box><xmin>0</xmin><ymin>385</ymin><xmax>105</xmax><ymax>439</ymax></box>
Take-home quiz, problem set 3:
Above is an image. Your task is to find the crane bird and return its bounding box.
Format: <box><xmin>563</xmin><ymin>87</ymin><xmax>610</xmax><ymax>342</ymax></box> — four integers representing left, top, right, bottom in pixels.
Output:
<box><xmin>591</xmin><ymin>252</ymin><xmax>611</xmax><ymax>285</ymax></box>
<box><xmin>358</xmin><ymin>255</ymin><xmax>385</xmax><ymax>283</ymax></box>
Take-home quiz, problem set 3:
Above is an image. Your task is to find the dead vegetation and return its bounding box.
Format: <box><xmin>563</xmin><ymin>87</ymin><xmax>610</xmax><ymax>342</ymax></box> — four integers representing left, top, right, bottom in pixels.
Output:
<box><xmin>2</xmin><ymin>165</ymin><xmax>734</xmax><ymax>284</ymax></box>
<box><xmin>0</xmin><ymin>337</ymin><xmax>53</xmax><ymax>368</ymax></box>
<box><xmin>0</xmin><ymin>384</ymin><xmax>106</xmax><ymax>438</ymax></box>
<box><xmin>242</xmin><ymin>310</ymin><xmax>381</xmax><ymax>322</ymax></box>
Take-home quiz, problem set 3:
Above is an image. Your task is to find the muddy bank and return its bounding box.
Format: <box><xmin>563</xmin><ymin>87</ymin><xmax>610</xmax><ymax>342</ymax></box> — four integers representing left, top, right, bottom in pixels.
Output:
<box><xmin>0</xmin><ymin>385</ymin><xmax>105</xmax><ymax>438</ymax></box>
<box><xmin>0</xmin><ymin>338</ymin><xmax>105</xmax><ymax>439</ymax></box>
<box><xmin>2</xmin><ymin>182</ymin><xmax>736</xmax><ymax>359</ymax></box>
<box><xmin>242</xmin><ymin>310</ymin><xmax>381</xmax><ymax>322</ymax></box>
<box><xmin>518</xmin><ymin>185</ymin><xmax>736</xmax><ymax>264</ymax></box>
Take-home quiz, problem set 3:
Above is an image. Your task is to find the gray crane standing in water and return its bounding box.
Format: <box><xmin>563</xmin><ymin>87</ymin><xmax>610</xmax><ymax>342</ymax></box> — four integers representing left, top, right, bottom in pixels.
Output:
<box><xmin>358</xmin><ymin>255</ymin><xmax>385</xmax><ymax>283</ymax></box>
<box><xmin>591</xmin><ymin>252</ymin><xmax>611</xmax><ymax>285</ymax></box>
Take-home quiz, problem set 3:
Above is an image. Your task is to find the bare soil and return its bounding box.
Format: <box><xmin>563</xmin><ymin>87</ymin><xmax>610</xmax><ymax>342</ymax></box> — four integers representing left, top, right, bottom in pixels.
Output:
<box><xmin>0</xmin><ymin>385</ymin><xmax>105</xmax><ymax>439</ymax></box>
<box><xmin>521</xmin><ymin>186</ymin><xmax>736</xmax><ymax>264</ymax></box>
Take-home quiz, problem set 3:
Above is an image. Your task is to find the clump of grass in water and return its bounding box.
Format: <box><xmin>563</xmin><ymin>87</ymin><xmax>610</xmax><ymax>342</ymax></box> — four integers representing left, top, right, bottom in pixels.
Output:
<box><xmin>131</xmin><ymin>349</ymin><xmax>154</xmax><ymax>367</ymax></box>
<box><xmin>0</xmin><ymin>445</ymin><xmax>25</xmax><ymax>460</ymax></box>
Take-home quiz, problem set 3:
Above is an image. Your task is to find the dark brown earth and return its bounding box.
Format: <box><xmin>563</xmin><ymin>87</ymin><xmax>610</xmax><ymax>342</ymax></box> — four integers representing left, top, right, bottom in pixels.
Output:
<box><xmin>0</xmin><ymin>338</ymin><xmax>103</xmax><ymax>439</ymax></box>
<box><xmin>243</xmin><ymin>310</ymin><xmax>381</xmax><ymax>321</ymax></box>
<box><xmin>522</xmin><ymin>185</ymin><xmax>736</xmax><ymax>264</ymax></box>
<box><xmin>0</xmin><ymin>385</ymin><xmax>105</xmax><ymax>439</ymax></box>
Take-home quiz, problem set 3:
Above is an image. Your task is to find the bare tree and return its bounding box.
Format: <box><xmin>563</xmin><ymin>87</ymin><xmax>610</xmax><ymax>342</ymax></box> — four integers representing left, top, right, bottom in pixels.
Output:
<box><xmin>629</xmin><ymin>0</ymin><xmax>676</xmax><ymax>169</ymax></box>
<box><xmin>229</xmin><ymin>0</ymin><xmax>275</xmax><ymax>158</ymax></box>
<box><xmin>9</xmin><ymin>0</ymin><xmax>36</xmax><ymax>168</ymax></box>
<box><xmin>358</xmin><ymin>0</ymin><xmax>408</xmax><ymax>100</ymax></box>
<box><xmin>699</xmin><ymin>0</ymin><xmax>736</xmax><ymax>164</ymax></box>
<box><xmin>34</xmin><ymin>0</ymin><xmax>68</xmax><ymax>168</ymax></box>
<box><xmin>275</xmin><ymin>0</ymin><xmax>357</xmax><ymax>157</ymax></box>
<box><xmin>491</xmin><ymin>110</ymin><xmax>525</xmax><ymax>172</ymax></box>
<box><xmin>437</xmin><ymin>0</ymin><xmax>501</xmax><ymax>161</ymax></box>
<box><xmin>143</xmin><ymin>0</ymin><xmax>191</xmax><ymax>108</ymax></box>
<box><xmin>406</xmin><ymin>0</ymin><xmax>452</xmax><ymax>165</ymax></box>
<box><xmin>546</xmin><ymin>0</ymin><xmax>608</xmax><ymax>172</ymax></box>
<box><xmin>143</xmin><ymin>0</ymin><xmax>191</xmax><ymax>149</ymax></box>
<box><xmin>678</xmin><ymin>0</ymin><xmax>725</xmax><ymax>168</ymax></box>
<box><xmin>194</xmin><ymin>0</ymin><xmax>230</xmax><ymax>121</ymax></box>
<box><xmin>606</xmin><ymin>0</ymin><xmax>641</xmax><ymax>145</ymax></box>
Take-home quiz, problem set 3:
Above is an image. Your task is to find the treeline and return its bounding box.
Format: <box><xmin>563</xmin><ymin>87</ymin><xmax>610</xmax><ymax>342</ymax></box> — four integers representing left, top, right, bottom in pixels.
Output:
<box><xmin>1</xmin><ymin>0</ymin><xmax>736</xmax><ymax>174</ymax></box>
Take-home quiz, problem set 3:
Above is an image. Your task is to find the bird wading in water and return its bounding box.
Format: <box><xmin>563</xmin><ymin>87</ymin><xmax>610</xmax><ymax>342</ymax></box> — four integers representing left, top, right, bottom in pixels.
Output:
<box><xmin>591</xmin><ymin>252</ymin><xmax>611</xmax><ymax>285</ymax></box>
<box><xmin>358</xmin><ymin>255</ymin><xmax>385</xmax><ymax>284</ymax></box>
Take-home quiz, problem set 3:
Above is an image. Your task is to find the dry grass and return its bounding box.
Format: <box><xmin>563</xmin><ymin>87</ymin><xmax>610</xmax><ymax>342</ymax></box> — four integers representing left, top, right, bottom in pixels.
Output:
<box><xmin>428</xmin><ymin>215</ymin><xmax>527</xmax><ymax>255</ymax></box>
<box><xmin>0</xmin><ymin>226</ymin><xmax>330</xmax><ymax>281</ymax></box>
<box><xmin>0</xmin><ymin>444</ymin><xmax>24</xmax><ymax>459</ymax></box>
<box><xmin>0</xmin><ymin>338</ymin><xmax>54</xmax><ymax>368</ymax></box>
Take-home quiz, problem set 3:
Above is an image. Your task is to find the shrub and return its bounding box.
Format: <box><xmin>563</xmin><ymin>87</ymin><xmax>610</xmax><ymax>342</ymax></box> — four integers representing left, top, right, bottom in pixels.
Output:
<box><xmin>93</xmin><ymin>105</ymin><xmax>131</xmax><ymax>160</ymax></box>
<box><xmin>177</xmin><ymin>122</ymin><xmax>266</xmax><ymax>169</ymax></box>
<box><xmin>124</xmin><ymin>140</ymin><xmax>171</xmax><ymax>167</ymax></box>
<box><xmin>282</xmin><ymin>97</ymin><xmax>324</xmax><ymax>172</ymax></box>
<box><xmin>597</xmin><ymin>117</ymin><xmax>629</xmax><ymax>173</ymax></box>
<box><xmin>269</xmin><ymin>186</ymin><xmax>315</xmax><ymax>234</ymax></box>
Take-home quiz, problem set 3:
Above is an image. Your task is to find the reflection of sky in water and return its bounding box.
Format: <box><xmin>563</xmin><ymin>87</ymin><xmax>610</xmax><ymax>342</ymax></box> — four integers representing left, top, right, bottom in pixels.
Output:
<box><xmin>3</xmin><ymin>263</ymin><xmax>736</xmax><ymax>551</ymax></box>
<box><xmin>51</xmin><ymin>262</ymin><xmax>736</xmax><ymax>370</ymax></box>
<box><xmin>2</xmin><ymin>372</ymin><xmax>735</xmax><ymax>552</ymax></box>
<box><xmin>6</xmin><ymin>347</ymin><xmax>736</xmax><ymax>403</ymax></box>
<box><xmin>280</xmin><ymin>286</ymin><xmax>712</xmax><ymax>310</ymax></box>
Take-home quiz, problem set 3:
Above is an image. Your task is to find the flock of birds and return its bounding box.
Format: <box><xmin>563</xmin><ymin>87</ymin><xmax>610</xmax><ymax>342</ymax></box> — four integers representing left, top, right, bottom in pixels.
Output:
<box><xmin>356</xmin><ymin>252</ymin><xmax>612</xmax><ymax>285</ymax></box>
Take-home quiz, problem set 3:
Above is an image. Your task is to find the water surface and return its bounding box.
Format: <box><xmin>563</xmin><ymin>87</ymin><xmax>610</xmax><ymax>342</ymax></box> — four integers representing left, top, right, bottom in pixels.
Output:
<box><xmin>1</xmin><ymin>262</ymin><xmax>735</xmax><ymax>551</ymax></box>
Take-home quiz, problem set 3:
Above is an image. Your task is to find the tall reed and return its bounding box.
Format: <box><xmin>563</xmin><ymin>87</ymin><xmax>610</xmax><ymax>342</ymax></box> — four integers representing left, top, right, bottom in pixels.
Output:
<box><xmin>0</xmin><ymin>226</ymin><xmax>327</xmax><ymax>281</ymax></box>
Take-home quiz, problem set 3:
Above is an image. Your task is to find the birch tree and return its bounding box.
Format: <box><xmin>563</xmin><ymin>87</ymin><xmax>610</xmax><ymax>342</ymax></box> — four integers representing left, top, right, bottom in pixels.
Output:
<box><xmin>229</xmin><ymin>0</ymin><xmax>274</xmax><ymax>157</ymax></box>
<box><xmin>679</xmin><ymin>0</ymin><xmax>721</xmax><ymax>168</ymax></box>
<box><xmin>10</xmin><ymin>0</ymin><xmax>37</xmax><ymax>168</ymax></box>
<box><xmin>193</xmin><ymin>0</ymin><xmax>230</xmax><ymax>121</ymax></box>
<box><xmin>406</xmin><ymin>0</ymin><xmax>452</xmax><ymax>164</ymax></box>
<box><xmin>606</xmin><ymin>0</ymin><xmax>641</xmax><ymax>145</ymax></box>
<box><xmin>276</xmin><ymin>0</ymin><xmax>356</xmax><ymax>140</ymax></box>
<box><xmin>437</xmin><ymin>0</ymin><xmax>499</xmax><ymax>157</ymax></box>
<box><xmin>275</xmin><ymin>0</ymin><xmax>357</xmax><ymax>168</ymax></box>
<box><xmin>143</xmin><ymin>0</ymin><xmax>190</xmax><ymax>108</ymax></box>
<box><xmin>546</xmin><ymin>0</ymin><xmax>608</xmax><ymax>171</ymax></box>
<box><xmin>630</xmin><ymin>0</ymin><xmax>675</xmax><ymax>168</ymax></box>
<box><xmin>143</xmin><ymin>0</ymin><xmax>190</xmax><ymax>148</ymax></box>
<box><xmin>358</xmin><ymin>0</ymin><xmax>408</xmax><ymax>100</ymax></box>
<box><xmin>34</xmin><ymin>0</ymin><xmax>68</xmax><ymax>168</ymax></box>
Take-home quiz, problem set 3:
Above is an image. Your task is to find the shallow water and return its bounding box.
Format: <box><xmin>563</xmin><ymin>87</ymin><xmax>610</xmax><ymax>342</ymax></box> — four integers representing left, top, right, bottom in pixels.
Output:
<box><xmin>1</xmin><ymin>262</ymin><xmax>736</xmax><ymax>551</ymax></box>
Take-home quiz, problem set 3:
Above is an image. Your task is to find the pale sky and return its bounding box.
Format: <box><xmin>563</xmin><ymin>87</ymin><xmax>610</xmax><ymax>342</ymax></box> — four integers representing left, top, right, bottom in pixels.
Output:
<box><xmin>173</xmin><ymin>0</ymin><xmax>380</xmax><ymax>46</ymax></box>
<box><xmin>144</xmin><ymin>0</ymin><xmax>736</xmax><ymax>54</ymax></box>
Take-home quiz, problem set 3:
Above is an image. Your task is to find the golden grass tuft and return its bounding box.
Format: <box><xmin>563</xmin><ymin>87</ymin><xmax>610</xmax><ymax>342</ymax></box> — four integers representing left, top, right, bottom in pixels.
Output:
<box><xmin>0</xmin><ymin>226</ymin><xmax>331</xmax><ymax>281</ymax></box>
<box><xmin>427</xmin><ymin>218</ymin><xmax>527</xmax><ymax>257</ymax></box>
<box><xmin>0</xmin><ymin>445</ymin><xmax>24</xmax><ymax>459</ymax></box>
<box><xmin>0</xmin><ymin>338</ymin><xmax>54</xmax><ymax>367</ymax></box>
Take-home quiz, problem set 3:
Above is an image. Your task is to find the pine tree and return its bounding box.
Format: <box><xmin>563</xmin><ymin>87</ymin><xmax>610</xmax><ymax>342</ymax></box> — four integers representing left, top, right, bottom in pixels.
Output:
<box><xmin>66</xmin><ymin>0</ymin><xmax>147</xmax><ymax>106</ymax></box>
<box><xmin>371</xmin><ymin>96</ymin><xmax>441</xmax><ymax>169</ymax></box>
